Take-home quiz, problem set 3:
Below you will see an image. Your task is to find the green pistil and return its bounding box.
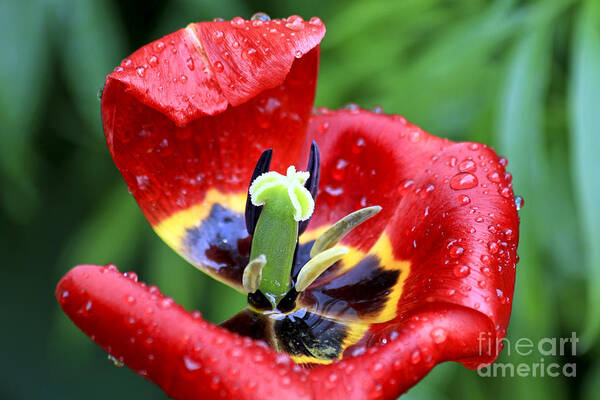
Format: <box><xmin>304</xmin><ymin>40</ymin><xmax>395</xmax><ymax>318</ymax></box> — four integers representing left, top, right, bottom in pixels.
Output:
<box><xmin>248</xmin><ymin>166</ymin><xmax>315</xmax><ymax>306</ymax></box>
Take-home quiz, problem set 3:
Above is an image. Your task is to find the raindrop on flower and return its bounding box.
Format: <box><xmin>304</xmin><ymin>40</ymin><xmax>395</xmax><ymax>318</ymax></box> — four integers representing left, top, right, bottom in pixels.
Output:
<box><xmin>453</xmin><ymin>264</ymin><xmax>470</xmax><ymax>278</ymax></box>
<box><xmin>458</xmin><ymin>194</ymin><xmax>471</xmax><ymax>205</ymax></box>
<box><xmin>514</xmin><ymin>195</ymin><xmax>524</xmax><ymax>211</ymax></box>
<box><xmin>450</xmin><ymin>172</ymin><xmax>478</xmax><ymax>190</ymax></box>
<box><xmin>430</xmin><ymin>327</ymin><xmax>447</xmax><ymax>344</ymax></box>
<box><xmin>251</xmin><ymin>12</ymin><xmax>271</xmax><ymax>21</ymax></box>
<box><xmin>285</xmin><ymin>15</ymin><xmax>304</xmax><ymax>31</ymax></box>
<box><xmin>108</xmin><ymin>354</ymin><xmax>124</xmax><ymax>367</ymax></box>
<box><xmin>214</xmin><ymin>61</ymin><xmax>224</xmax><ymax>73</ymax></box>
<box><xmin>148</xmin><ymin>55</ymin><xmax>159</xmax><ymax>67</ymax></box>
<box><xmin>183</xmin><ymin>356</ymin><xmax>201</xmax><ymax>371</ymax></box>
<box><xmin>458</xmin><ymin>159</ymin><xmax>476</xmax><ymax>173</ymax></box>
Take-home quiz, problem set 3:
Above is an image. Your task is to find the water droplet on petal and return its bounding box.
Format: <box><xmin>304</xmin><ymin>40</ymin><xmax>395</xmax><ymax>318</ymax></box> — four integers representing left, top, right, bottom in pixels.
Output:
<box><xmin>148</xmin><ymin>55</ymin><xmax>159</xmax><ymax>67</ymax></box>
<box><xmin>183</xmin><ymin>356</ymin><xmax>201</xmax><ymax>371</ymax></box>
<box><xmin>458</xmin><ymin>194</ymin><xmax>471</xmax><ymax>205</ymax></box>
<box><xmin>214</xmin><ymin>61</ymin><xmax>224</xmax><ymax>73</ymax></box>
<box><xmin>309</xmin><ymin>16</ymin><xmax>323</xmax><ymax>26</ymax></box>
<box><xmin>458</xmin><ymin>159</ymin><xmax>476</xmax><ymax>173</ymax></box>
<box><xmin>430</xmin><ymin>328</ymin><xmax>447</xmax><ymax>344</ymax></box>
<box><xmin>449</xmin><ymin>245</ymin><xmax>464</xmax><ymax>258</ymax></box>
<box><xmin>450</xmin><ymin>173</ymin><xmax>478</xmax><ymax>190</ymax></box>
<box><xmin>410</xmin><ymin>350</ymin><xmax>421</xmax><ymax>364</ymax></box>
<box><xmin>487</xmin><ymin>171</ymin><xmax>501</xmax><ymax>183</ymax></box>
<box><xmin>124</xmin><ymin>271</ymin><xmax>138</xmax><ymax>282</ymax></box>
<box><xmin>285</xmin><ymin>15</ymin><xmax>304</xmax><ymax>31</ymax></box>
<box><xmin>251</xmin><ymin>12</ymin><xmax>271</xmax><ymax>21</ymax></box>
<box><xmin>352</xmin><ymin>137</ymin><xmax>366</xmax><ymax>154</ymax></box>
<box><xmin>108</xmin><ymin>354</ymin><xmax>124</xmax><ymax>367</ymax></box>
<box><xmin>453</xmin><ymin>264</ymin><xmax>471</xmax><ymax>278</ymax></box>
<box><xmin>186</xmin><ymin>57</ymin><xmax>195</xmax><ymax>71</ymax></box>
<box><xmin>514</xmin><ymin>195</ymin><xmax>524</xmax><ymax>211</ymax></box>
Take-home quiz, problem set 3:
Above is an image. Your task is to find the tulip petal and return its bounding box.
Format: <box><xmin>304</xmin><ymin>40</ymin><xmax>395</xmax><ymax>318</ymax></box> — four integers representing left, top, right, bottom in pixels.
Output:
<box><xmin>56</xmin><ymin>265</ymin><xmax>312</xmax><ymax>400</ymax></box>
<box><xmin>295</xmin><ymin>108</ymin><xmax>518</xmax><ymax>357</ymax></box>
<box><xmin>101</xmin><ymin>16</ymin><xmax>325</xmax><ymax>289</ymax></box>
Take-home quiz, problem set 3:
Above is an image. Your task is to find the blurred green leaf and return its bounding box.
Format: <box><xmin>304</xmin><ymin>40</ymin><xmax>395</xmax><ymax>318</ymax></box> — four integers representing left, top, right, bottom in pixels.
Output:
<box><xmin>495</xmin><ymin>19</ymin><xmax>566</xmax><ymax>400</ymax></box>
<box><xmin>48</xmin><ymin>184</ymin><xmax>147</xmax><ymax>355</ymax></box>
<box><xmin>53</xmin><ymin>0</ymin><xmax>125</xmax><ymax>140</ymax></box>
<box><xmin>569</xmin><ymin>0</ymin><xmax>600</xmax><ymax>347</ymax></box>
<box><xmin>0</xmin><ymin>0</ymin><xmax>49</xmax><ymax>222</ymax></box>
<box><xmin>145</xmin><ymin>237</ymin><xmax>201</xmax><ymax>311</ymax></box>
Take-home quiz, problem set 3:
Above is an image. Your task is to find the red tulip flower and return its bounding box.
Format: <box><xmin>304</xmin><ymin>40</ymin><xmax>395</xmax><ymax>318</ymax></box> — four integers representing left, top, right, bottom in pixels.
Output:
<box><xmin>56</xmin><ymin>14</ymin><xmax>520</xmax><ymax>400</ymax></box>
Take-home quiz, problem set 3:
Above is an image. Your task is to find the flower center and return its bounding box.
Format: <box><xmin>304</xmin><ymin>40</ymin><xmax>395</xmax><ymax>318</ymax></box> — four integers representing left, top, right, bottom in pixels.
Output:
<box><xmin>243</xmin><ymin>142</ymin><xmax>381</xmax><ymax>311</ymax></box>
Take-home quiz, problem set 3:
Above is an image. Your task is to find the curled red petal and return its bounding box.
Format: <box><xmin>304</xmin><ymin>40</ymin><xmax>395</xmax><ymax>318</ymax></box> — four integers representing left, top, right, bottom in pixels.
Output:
<box><xmin>309</xmin><ymin>303</ymin><xmax>496</xmax><ymax>399</ymax></box>
<box><xmin>304</xmin><ymin>108</ymin><xmax>519</xmax><ymax>361</ymax></box>
<box><xmin>101</xmin><ymin>16</ymin><xmax>325</xmax><ymax>225</ymax></box>
<box><xmin>56</xmin><ymin>265</ymin><xmax>312</xmax><ymax>400</ymax></box>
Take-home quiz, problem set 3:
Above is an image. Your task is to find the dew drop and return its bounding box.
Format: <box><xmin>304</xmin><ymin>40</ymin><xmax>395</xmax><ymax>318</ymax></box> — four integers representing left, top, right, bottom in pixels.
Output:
<box><xmin>285</xmin><ymin>15</ymin><xmax>304</xmax><ymax>31</ymax></box>
<box><xmin>514</xmin><ymin>195</ymin><xmax>524</xmax><ymax>211</ymax></box>
<box><xmin>213</xmin><ymin>61</ymin><xmax>224</xmax><ymax>73</ymax></box>
<box><xmin>251</xmin><ymin>12</ymin><xmax>271</xmax><ymax>21</ymax></box>
<box><xmin>154</xmin><ymin>41</ymin><xmax>165</xmax><ymax>52</ymax></box>
<box><xmin>186</xmin><ymin>57</ymin><xmax>195</xmax><ymax>71</ymax></box>
<box><xmin>160</xmin><ymin>297</ymin><xmax>174</xmax><ymax>309</ymax></box>
<box><xmin>499</xmin><ymin>186</ymin><xmax>512</xmax><ymax>198</ymax></box>
<box><xmin>488</xmin><ymin>241</ymin><xmax>499</xmax><ymax>254</ymax></box>
<box><xmin>96</xmin><ymin>87</ymin><xmax>103</xmax><ymax>101</ymax></box>
<box><xmin>344</xmin><ymin>103</ymin><xmax>359</xmax><ymax>112</ymax></box>
<box><xmin>449</xmin><ymin>245</ymin><xmax>464</xmax><ymax>258</ymax></box>
<box><xmin>453</xmin><ymin>264</ymin><xmax>471</xmax><ymax>278</ymax></box>
<box><xmin>231</xmin><ymin>16</ymin><xmax>245</xmax><ymax>26</ymax></box>
<box><xmin>148</xmin><ymin>55</ymin><xmax>158</xmax><ymax>67</ymax></box>
<box><xmin>430</xmin><ymin>328</ymin><xmax>447</xmax><ymax>344</ymax></box>
<box><xmin>410</xmin><ymin>350</ymin><xmax>421</xmax><ymax>364</ymax></box>
<box><xmin>136</xmin><ymin>66</ymin><xmax>145</xmax><ymax>77</ymax></box>
<box><xmin>183</xmin><ymin>356</ymin><xmax>201</xmax><ymax>371</ymax></box>
<box><xmin>458</xmin><ymin>159</ymin><xmax>476</xmax><ymax>173</ymax></box>
<box><xmin>371</xmin><ymin>105</ymin><xmax>384</xmax><ymax>114</ymax></box>
<box><xmin>450</xmin><ymin>173</ymin><xmax>478</xmax><ymax>190</ymax></box>
<box><xmin>352</xmin><ymin>137</ymin><xmax>366</xmax><ymax>154</ymax></box>
<box><xmin>212</xmin><ymin>30</ymin><xmax>224</xmax><ymax>43</ymax></box>
<box><xmin>108</xmin><ymin>354</ymin><xmax>124</xmax><ymax>367</ymax></box>
<box><xmin>458</xmin><ymin>194</ymin><xmax>471</xmax><ymax>205</ymax></box>
<box><xmin>124</xmin><ymin>271</ymin><xmax>138</xmax><ymax>282</ymax></box>
<box><xmin>487</xmin><ymin>171</ymin><xmax>501</xmax><ymax>183</ymax></box>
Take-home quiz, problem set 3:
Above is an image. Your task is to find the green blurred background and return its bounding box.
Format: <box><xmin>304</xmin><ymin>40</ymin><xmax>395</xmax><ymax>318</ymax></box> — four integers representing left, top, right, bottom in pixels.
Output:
<box><xmin>1</xmin><ymin>0</ymin><xmax>599</xmax><ymax>398</ymax></box>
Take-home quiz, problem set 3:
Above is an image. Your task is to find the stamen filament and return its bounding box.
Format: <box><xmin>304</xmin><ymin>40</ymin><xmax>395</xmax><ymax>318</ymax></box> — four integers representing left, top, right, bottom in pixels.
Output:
<box><xmin>310</xmin><ymin>206</ymin><xmax>382</xmax><ymax>257</ymax></box>
<box><xmin>242</xmin><ymin>254</ymin><xmax>267</xmax><ymax>293</ymax></box>
<box><xmin>295</xmin><ymin>246</ymin><xmax>349</xmax><ymax>292</ymax></box>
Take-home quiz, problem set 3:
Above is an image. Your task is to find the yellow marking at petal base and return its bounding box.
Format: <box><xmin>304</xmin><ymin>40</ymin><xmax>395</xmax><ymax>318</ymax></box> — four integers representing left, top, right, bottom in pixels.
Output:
<box><xmin>301</xmin><ymin>231</ymin><xmax>411</xmax><ymax>325</ymax></box>
<box><xmin>154</xmin><ymin>189</ymin><xmax>246</xmax><ymax>253</ymax></box>
<box><xmin>289</xmin><ymin>320</ymin><xmax>369</xmax><ymax>365</ymax></box>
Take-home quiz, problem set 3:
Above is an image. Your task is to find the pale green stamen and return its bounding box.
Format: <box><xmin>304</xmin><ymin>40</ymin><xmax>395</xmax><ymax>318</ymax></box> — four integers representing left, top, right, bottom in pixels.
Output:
<box><xmin>249</xmin><ymin>166</ymin><xmax>315</xmax><ymax>306</ymax></box>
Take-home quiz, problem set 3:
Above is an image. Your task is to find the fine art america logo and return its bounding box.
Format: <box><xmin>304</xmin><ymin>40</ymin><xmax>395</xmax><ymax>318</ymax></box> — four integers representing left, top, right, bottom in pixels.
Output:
<box><xmin>477</xmin><ymin>332</ymin><xmax>578</xmax><ymax>378</ymax></box>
